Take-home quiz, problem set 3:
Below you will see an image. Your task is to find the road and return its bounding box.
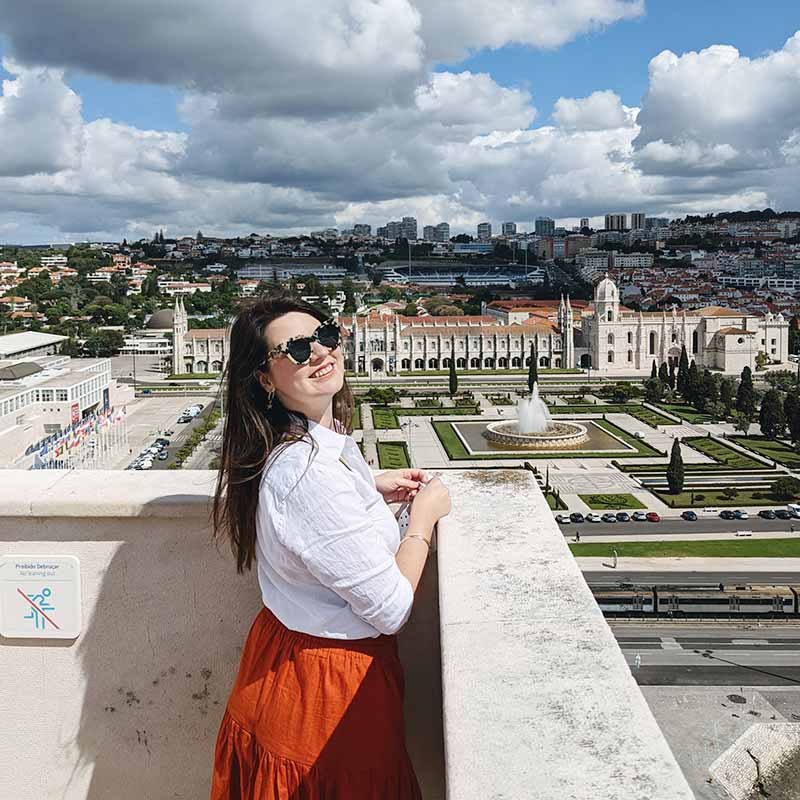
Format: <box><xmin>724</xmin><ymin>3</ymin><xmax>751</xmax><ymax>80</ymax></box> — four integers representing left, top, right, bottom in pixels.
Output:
<box><xmin>561</xmin><ymin>516</ymin><xmax>798</xmax><ymax>537</ymax></box>
<box><xmin>611</xmin><ymin>622</ymin><xmax>800</xmax><ymax>687</ymax></box>
<box><xmin>585</xmin><ymin>570</ymin><xmax>800</xmax><ymax>586</ymax></box>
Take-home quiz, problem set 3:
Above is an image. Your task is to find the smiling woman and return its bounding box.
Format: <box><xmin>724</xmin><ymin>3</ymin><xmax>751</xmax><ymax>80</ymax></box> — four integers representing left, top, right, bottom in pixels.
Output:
<box><xmin>208</xmin><ymin>293</ymin><xmax>451</xmax><ymax>798</ymax></box>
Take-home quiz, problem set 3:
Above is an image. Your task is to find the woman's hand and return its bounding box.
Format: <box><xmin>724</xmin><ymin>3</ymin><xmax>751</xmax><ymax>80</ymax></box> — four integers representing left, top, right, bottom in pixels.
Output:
<box><xmin>374</xmin><ymin>468</ymin><xmax>428</xmax><ymax>504</ymax></box>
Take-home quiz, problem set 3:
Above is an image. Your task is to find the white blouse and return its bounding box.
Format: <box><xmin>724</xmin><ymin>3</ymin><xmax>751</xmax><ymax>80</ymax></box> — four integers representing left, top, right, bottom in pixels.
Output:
<box><xmin>255</xmin><ymin>418</ymin><xmax>415</xmax><ymax>639</ymax></box>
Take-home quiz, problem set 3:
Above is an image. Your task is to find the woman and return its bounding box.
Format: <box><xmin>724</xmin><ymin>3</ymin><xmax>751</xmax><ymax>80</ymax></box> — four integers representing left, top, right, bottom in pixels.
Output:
<box><xmin>209</xmin><ymin>294</ymin><xmax>451</xmax><ymax>798</ymax></box>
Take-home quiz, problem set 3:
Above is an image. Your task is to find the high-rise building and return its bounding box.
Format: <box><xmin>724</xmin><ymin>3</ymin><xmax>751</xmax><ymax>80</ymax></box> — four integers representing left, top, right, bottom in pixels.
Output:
<box><xmin>645</xmin><ymin>217</ymin><xmax>670</xmax><ymax>229</ymax></box>
<box><xmin>353</xmin><ymin>224</ymin><xmax>371</xmax><ymax>237</ymax></box>
<box><xmin>580</xmin><ymin>218</ymin><xmax>590</xmax><ymax>229</ymax></box>
<box><xmin>535</xmin><ymin>217</ymin><xmax>555</xmax><ymax>237</ymax></box>
<box><xmin>401</xmin><ymin>216</ymin><xmax>418</xmax><ymax>240</ymax></box>
<box><xmin>477</xmin><ymin>222</ymin><xmax>492</xmax><ymax>241</ymax></box>
<box><xmin>422</xmin><ymin>226</ymin><xmax>436</xmax><ymax>241</ymax></box>
<box><xmin>630</xmin><ymin>213</ymin><xmax>646</xmax><ymax>230</ymax></box>
<box><xmin>604</xmin><ymin>213</ymin><xmax>627</xmax><ymax>231</ymax></box>
<box><xmin>386</xmin><ymin>220</ymin><xmax>403</xmax><ymax>239</ymax></box>
<box><xmin>502</xmin><ymin>222</ymin><xmax>517</xmax><ymax>236</ymax></box>
<box><xmin>434</xmin><ymin>222</ymin><xmax>450</xmax><ymax>242</ymax></box>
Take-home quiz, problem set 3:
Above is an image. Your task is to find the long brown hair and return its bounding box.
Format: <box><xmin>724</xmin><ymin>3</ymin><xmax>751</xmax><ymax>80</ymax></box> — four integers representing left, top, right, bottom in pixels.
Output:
<box><xmin>211</xmin><ymin>293</ymin><xmax>353</xmax><ymax>573</ymax></box>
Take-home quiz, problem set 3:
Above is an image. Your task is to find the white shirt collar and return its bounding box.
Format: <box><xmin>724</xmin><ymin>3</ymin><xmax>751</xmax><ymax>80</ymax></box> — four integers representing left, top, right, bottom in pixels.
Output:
<box><xmin>307</xmin><ymin>417</ymin><xmax>348</xmax><ymax>457</ymax></box>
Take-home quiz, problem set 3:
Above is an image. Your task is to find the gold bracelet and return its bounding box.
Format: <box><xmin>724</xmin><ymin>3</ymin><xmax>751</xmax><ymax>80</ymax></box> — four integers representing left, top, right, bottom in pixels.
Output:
<box><xmin>400</xmin><ymin>534</ymin><xmax>431</xmax><ymax>554</ymax></box>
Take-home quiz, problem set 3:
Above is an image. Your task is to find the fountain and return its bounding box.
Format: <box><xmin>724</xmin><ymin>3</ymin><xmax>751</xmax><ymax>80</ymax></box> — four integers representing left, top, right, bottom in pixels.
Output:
<box><xmin>483</xmin><ymin>383</ymin><xmax>589</xmax><ymax>449</ymax></box>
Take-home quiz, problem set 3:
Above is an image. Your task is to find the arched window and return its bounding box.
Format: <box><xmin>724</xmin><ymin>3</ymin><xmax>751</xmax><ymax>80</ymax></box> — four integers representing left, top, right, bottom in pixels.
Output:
<box><xmin>607</xmin><ymin>309</ymin><xmax>613</xmax><ymax>322</ymax></box>
<box><xmin>607</xmin><ymin>333</ymin><xmax>614</xmax><ymax>345</ymax></box>
<box><xmin>627</xmin><ymin>331</ymin><xmax>632</xmax><ymax>345</ymax></box>
<box><xmin>607</xmin><ymin>350</ymin><xmax>614</xmax><ymax>363</ymax></box>
<box><xmin>649</xmin><ymin>331</ymin><xmax>657</xmax><ymax>355</ymax></box>
<box><xmin>627</xmin><ymin>350</ymin><xmax>633</xmax><ymax>362</ymax></box>
<box><xmin>692</xmin><ymin>330</ymin><xmax>698</xmax><ymax>354</ymax></box>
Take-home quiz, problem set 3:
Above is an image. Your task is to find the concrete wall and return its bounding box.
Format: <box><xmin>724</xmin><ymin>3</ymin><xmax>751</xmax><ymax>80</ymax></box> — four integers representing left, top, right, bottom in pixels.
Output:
<box><xmin>0</xmin><ymin>470</ymin><xmax>444</xmax><ymax>800</ymax></box>
<box><xmin>1</xmin><ymin>468</ymin><xmax>692</xmax><ymax>799</ymax></box>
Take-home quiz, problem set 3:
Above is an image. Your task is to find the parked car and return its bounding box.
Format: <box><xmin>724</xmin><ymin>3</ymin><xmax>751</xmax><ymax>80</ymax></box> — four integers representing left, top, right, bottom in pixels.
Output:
<box><xmin>164</xmin><ymin>429</ymin><xmax>174</xmax><ymax>436</ymax></box>
<box><xmin>720</xmin><ymin>510</ymin><xmax>736</xmax><ymax>520</ymax></box>
<box><xmin>631</xmin><ymin>511</ymin><xmax>648</xmax><ymax>522</ymax></box>
<box><xmin>139</xmin><ymin>462</ymin><xmax>153</xmax><ymax>470</ymax></box>
<box><xmin>569</xmin><ymin>512</ymin><xmax>585</xmax><ymax>524</ymax></box>
<box><xmin>615</xmin><ymin>512</ymin><xmax>630</xmax><ymax>522</ymax></box>
<box><xmin>158</xmin><ymin>452</ymin><xmax>169</xmax><ymax>461</ymax></box>
<box><xmin>155</xmin><ymin>438</ymin><xmax>171</xmax><ymax>447</ymax></box>
<box><xmin>178</xmin><ymin>416</ymin><xmax>190</xmax><ymax>424</ymax></box>
<box><xmin>586</xmin><ymin>513</ymin><xmax>603</xmax><ymax>523</ymax></box>
<box><xmin>681</xmin><ymin>511</ymin><xmax>698</xmax><ymax>521</ymax></box>
<box><xmin>555</xmin><ymin>514</ymin><xmax>570</xmax><ymax>524</ymax></box>
<box><xmin>758</xmin><ymin>509</ymin><xmax>777</xmax><ymax>520</ymax></box>
<box><xmin>646</xmin><ymin>512</ymin><xmax>661</xmax><ymax>522</ymax></box>
<box><xmin>734</xmin><ymin>510</ymin><xmax>749</xmax><ymax>520</ymax></box>
<box><xmin>601</xmin><ymin>513</ymin><xmax>618</xmax><ymax>523</ymax></box>
<box><xmin>776</xmin><ymin>509</ymin><xmax>792</xmax><ymax>520</ymax></box>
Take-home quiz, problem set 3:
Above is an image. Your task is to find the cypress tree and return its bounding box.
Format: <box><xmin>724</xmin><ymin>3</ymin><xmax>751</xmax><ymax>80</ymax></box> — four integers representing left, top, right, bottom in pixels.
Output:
<box><xmin>650</xmin><ymin>360</ymin><xmax>657</xmax><ymax>380</ymax></box>
<box><xmin>528</xmin><ymin>342</ymin><xmax>538</xmax><ymax>393</ymax></box>
<box><xmin>786</xmin><ymin>392</ymin><xmax>800</xmax><ymax>444</ymax></box>
<box><xmin>448</xmin><ymin>347</ymin><xmax>458</xmax><ymax>397</ymax></box>
<box><xmin>666</xmin><ymin>439</ymin><xmax>684</xmax><ymax>494</ymax></box>
<box><xmin>685</xmin><ymin>360</ymin><xmax>700</xmax><ymax>406</ymax></box>
<box><xmin>759</xmin><ymin>389</ymin><xmax>786</xmax><ymax>439</ymax></box>
<box><xmin>736</xmin><ymin>366</ymin><xmax>757</xmax><ymax>419</ymax></box>
<box><xmin>658</xmin><ymin>362</ymin><xmax>669</xmax><ymax>386</ymax></box>
<box><xmin>677</xmin><ymin>345</ymin><xmax>689</xmax><ymax>395</ymax></box>
<box><xmin>668</xmin><ymin>362</ymin><xmax>676</xmax><ymax>391</ymax></box>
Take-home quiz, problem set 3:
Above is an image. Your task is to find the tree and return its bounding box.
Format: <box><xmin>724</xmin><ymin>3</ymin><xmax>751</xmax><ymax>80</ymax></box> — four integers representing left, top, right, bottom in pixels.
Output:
<box><xmin>527</xmin><ymin>343</ymin><xmax>538</xmax><ymax>393</ymax></box>
<box><xmin>685</xmin><ymin>360</ymin><xmax>700</xmax><ymax>407</ymax></box>
<box><xmin>643</xmin><ymin>377</ymin><xmax>665</xmax><ymax>403</ymax></box>
<box><xmin>666</xmin><ymin>439</ymin><xmax>684</xmax><ymax>494</ymax></box>
<box><xmin>720</xmin><ymin>377</ymin><xmax>736</xmax><ymax>412</ymax></box>
<box><xmin>789</xmin><ymin>400</ymin><xmax>800</xmax><ymax>446</ymax></box>
<box><xmin>734</xmin><ymin>412</ymin><xmax>753</xmax><ymax>436</ymax></box>
<box><xmin>696</xmin><ymin>369</ymin><xmax>719</xmax><ymax>413</ymax></box>
<box><xmin>677</xmin><ymin>345</ymin><xmax>689</xmax><ymax>395</ymax></box>
<box><xmin>658</xmin><ymin>362</ymin><xmax>669</xmax><ymax>386</ymax></box>
<box><xmin>736</xmin><ymin>366</ymin><xmax>757</xmax><ymax>419</ymax></box>
<box><xmin>668</xmin><ymin>362</ymin><xmax>676</xmax><ymax>391</ymax></box>
<box><xmin>759</xmin><ymin>389</ymin><xmax>786</xmax><ymax>439</ymax></box>
<box><xmin>772</xmin><ymin>476</ymin><xmax>800</xmax><ymax>500</ymax></box>
<box><xmin>448</xmin><ymin>350</ymin><xmax>458</xmax><ymax>397</ymax></box>
<box><xmin>401</xmin><ymin>302</ymin><xmax>418</xmax><ymax>316</ymax></box>
<box><xmin>650</xmin><ymin>360</ymin><xmax>657</xmax><ymax>380</ymax></box>
<box><xmin>755</xmin><ymin>351</ymin><xmax>769</xmax><ymax>370</ymax></box>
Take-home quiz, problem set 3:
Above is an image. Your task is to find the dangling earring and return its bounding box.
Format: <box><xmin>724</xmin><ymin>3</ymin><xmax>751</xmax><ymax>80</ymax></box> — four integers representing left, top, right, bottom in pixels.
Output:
<box><xmin>266</xmin><ymin>389</ymin><xmax>275</xmax><ymax>409</ymax></box>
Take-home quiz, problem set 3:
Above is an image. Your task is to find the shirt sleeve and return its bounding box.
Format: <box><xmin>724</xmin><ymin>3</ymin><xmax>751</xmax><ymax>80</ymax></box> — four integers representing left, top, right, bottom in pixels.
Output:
<box><xmin>275</xmin><ymin>461</ymin><xmax>414</xmax><ymax>635</ymax></box>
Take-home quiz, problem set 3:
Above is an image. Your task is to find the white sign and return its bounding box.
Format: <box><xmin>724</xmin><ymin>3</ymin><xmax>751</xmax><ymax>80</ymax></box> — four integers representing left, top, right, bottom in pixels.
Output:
<box><xmin>0</xmin><ymin>555</ymin><xmax>81</xmax><ymax>639</ymax></box>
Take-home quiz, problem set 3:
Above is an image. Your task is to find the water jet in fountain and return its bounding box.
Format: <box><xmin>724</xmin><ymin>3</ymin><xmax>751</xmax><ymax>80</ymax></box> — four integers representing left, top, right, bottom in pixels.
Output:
<box><xmin>482</xmin><ymin>382</ymin><xmax>589</xmax><ymax>449</ymax></box>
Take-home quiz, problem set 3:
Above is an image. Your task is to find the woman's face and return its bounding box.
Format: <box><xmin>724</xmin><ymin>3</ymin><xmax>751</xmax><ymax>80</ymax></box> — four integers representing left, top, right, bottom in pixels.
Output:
<box><xmin>259</xmin><ymin>311</ymin><xmax>344</xmax><ymax>413</ymax></box>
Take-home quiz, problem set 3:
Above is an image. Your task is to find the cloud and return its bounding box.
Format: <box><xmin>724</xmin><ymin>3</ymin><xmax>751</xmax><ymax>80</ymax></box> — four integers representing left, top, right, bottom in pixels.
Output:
<box><xmin>553</xmin><ymin>90</ymin><xmax>635</xmax><ymax>131</ymax></box>
<box><xmin>416</xmin><ymin>0</ymin><xmax>644</xmax><ymax>61</ymax></box>
<box><xmin>634</xmin><ymin>33</ymin><xmax>800</xmax><ymax>175</ymax></box>
<box><xmin>0</xmin><ymin>57</ymin><xmax>84</xmax><ymax>176</ymax></box>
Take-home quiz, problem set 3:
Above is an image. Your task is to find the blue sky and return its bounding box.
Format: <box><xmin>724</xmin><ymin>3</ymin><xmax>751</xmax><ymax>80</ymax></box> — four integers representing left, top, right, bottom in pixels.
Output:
<box><xmin>3</xmin><ymin>1</ymin><xmax>797</xmax><ymax>133</ymax></box>
<box><xmin>0</xmin><ymin>1</ymin><xmax>797</xmax><ymax>242</ymax></box>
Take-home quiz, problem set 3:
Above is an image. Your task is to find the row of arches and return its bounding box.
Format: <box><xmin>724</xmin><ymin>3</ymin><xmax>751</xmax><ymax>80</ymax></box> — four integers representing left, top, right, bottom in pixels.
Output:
<box><xmin>361</xmin><ymin>356</ymin><xmax>562</xmax><ymax>372</ymax></box>
<box><xmin>183</xmin><ymin>360</ymin><xmax>224</xmax><ymax>373</ymax></box>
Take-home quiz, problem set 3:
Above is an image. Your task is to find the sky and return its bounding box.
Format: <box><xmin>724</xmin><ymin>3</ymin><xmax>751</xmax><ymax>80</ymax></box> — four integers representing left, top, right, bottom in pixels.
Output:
<box><xmin>0</xmin><ymin>0</ymin><xmax>798</xmax><ymax>244</ymax></box>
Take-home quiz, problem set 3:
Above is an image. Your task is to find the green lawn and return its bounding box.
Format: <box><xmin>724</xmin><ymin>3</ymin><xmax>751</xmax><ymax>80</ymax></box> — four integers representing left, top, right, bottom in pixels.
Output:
<box><xmin>552</xmin><ymin>404</ymin><xmax>675</xmax><ymax>428</ymax></box>
<box><xmin>731</xmin><ymin>436</ymin><xmax>800</xmax><ymax>469</ymax></box>
<box><xmin>579</xmin><ymin>493</ymin><xmax>647</xmax><ymax>510</ymax></box>
<box><xmin>352</xmin><ymin>403</ymin><xmax>361</xmax><ymax>430</ymax></box>
<box><xmin>377</xmin><ymin>441</ymin><xmax>411</xmax><ymax>469</ymax></box>
<box><xmin>655</xmin><ymin>487</ymin><xmax>799</xmax><ymax>508</ymax></box>
<box><xmin>655</xmin><ymin>403</ymin><xmax>714</xmax><ymax>424</ymax></box>
<box><xmin>370</xmin><ymin>404</ymin><xmax>480</xmax><ymax>429</ymax></box>
<box><xmin>683</xmin><ymin>437</ymin><xmax>766</xmax><ymax>470</ymax></box>
<box><xmin>570</xmin><ymin>539</ymin><xmax>800</xmax><ymax>558</ymax></box>
<box><xmin>431</xmin><ymin>418</ymin><xmax>662</xmax><ymax>461</ymax></box>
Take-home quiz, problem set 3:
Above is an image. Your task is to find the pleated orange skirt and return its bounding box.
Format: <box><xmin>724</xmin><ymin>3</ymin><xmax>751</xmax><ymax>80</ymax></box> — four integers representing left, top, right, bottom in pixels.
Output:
<box><xmin>210</xmin><ymin>605</ymin><xmax>422</xmax><ymax>799</ymax></box>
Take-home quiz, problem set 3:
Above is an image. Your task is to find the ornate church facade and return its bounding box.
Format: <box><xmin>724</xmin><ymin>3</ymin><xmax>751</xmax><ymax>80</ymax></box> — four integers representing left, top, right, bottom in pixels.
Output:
<box><xmin>581</xmin><ymin>275</ymin><xmax>789</xmax><ymax>374</ymax></box>
<box><xmin>171</xmin><ymin>297</ymin><xmax>230</xmax><ymax>375</ymax></box>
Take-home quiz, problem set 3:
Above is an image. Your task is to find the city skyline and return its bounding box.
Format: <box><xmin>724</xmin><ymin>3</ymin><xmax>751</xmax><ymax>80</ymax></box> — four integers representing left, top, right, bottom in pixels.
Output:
<box><xmin>0</xmin><ymin>2</ymin><xmax>798</xmax><ymax>243</ymax></box>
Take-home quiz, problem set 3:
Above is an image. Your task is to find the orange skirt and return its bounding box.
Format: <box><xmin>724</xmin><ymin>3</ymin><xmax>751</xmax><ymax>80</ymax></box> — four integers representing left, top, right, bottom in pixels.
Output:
<box><xmin>210</xmin><ymin>605</ymin><xmax>422</xmax><ymax>799</ymax></box>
